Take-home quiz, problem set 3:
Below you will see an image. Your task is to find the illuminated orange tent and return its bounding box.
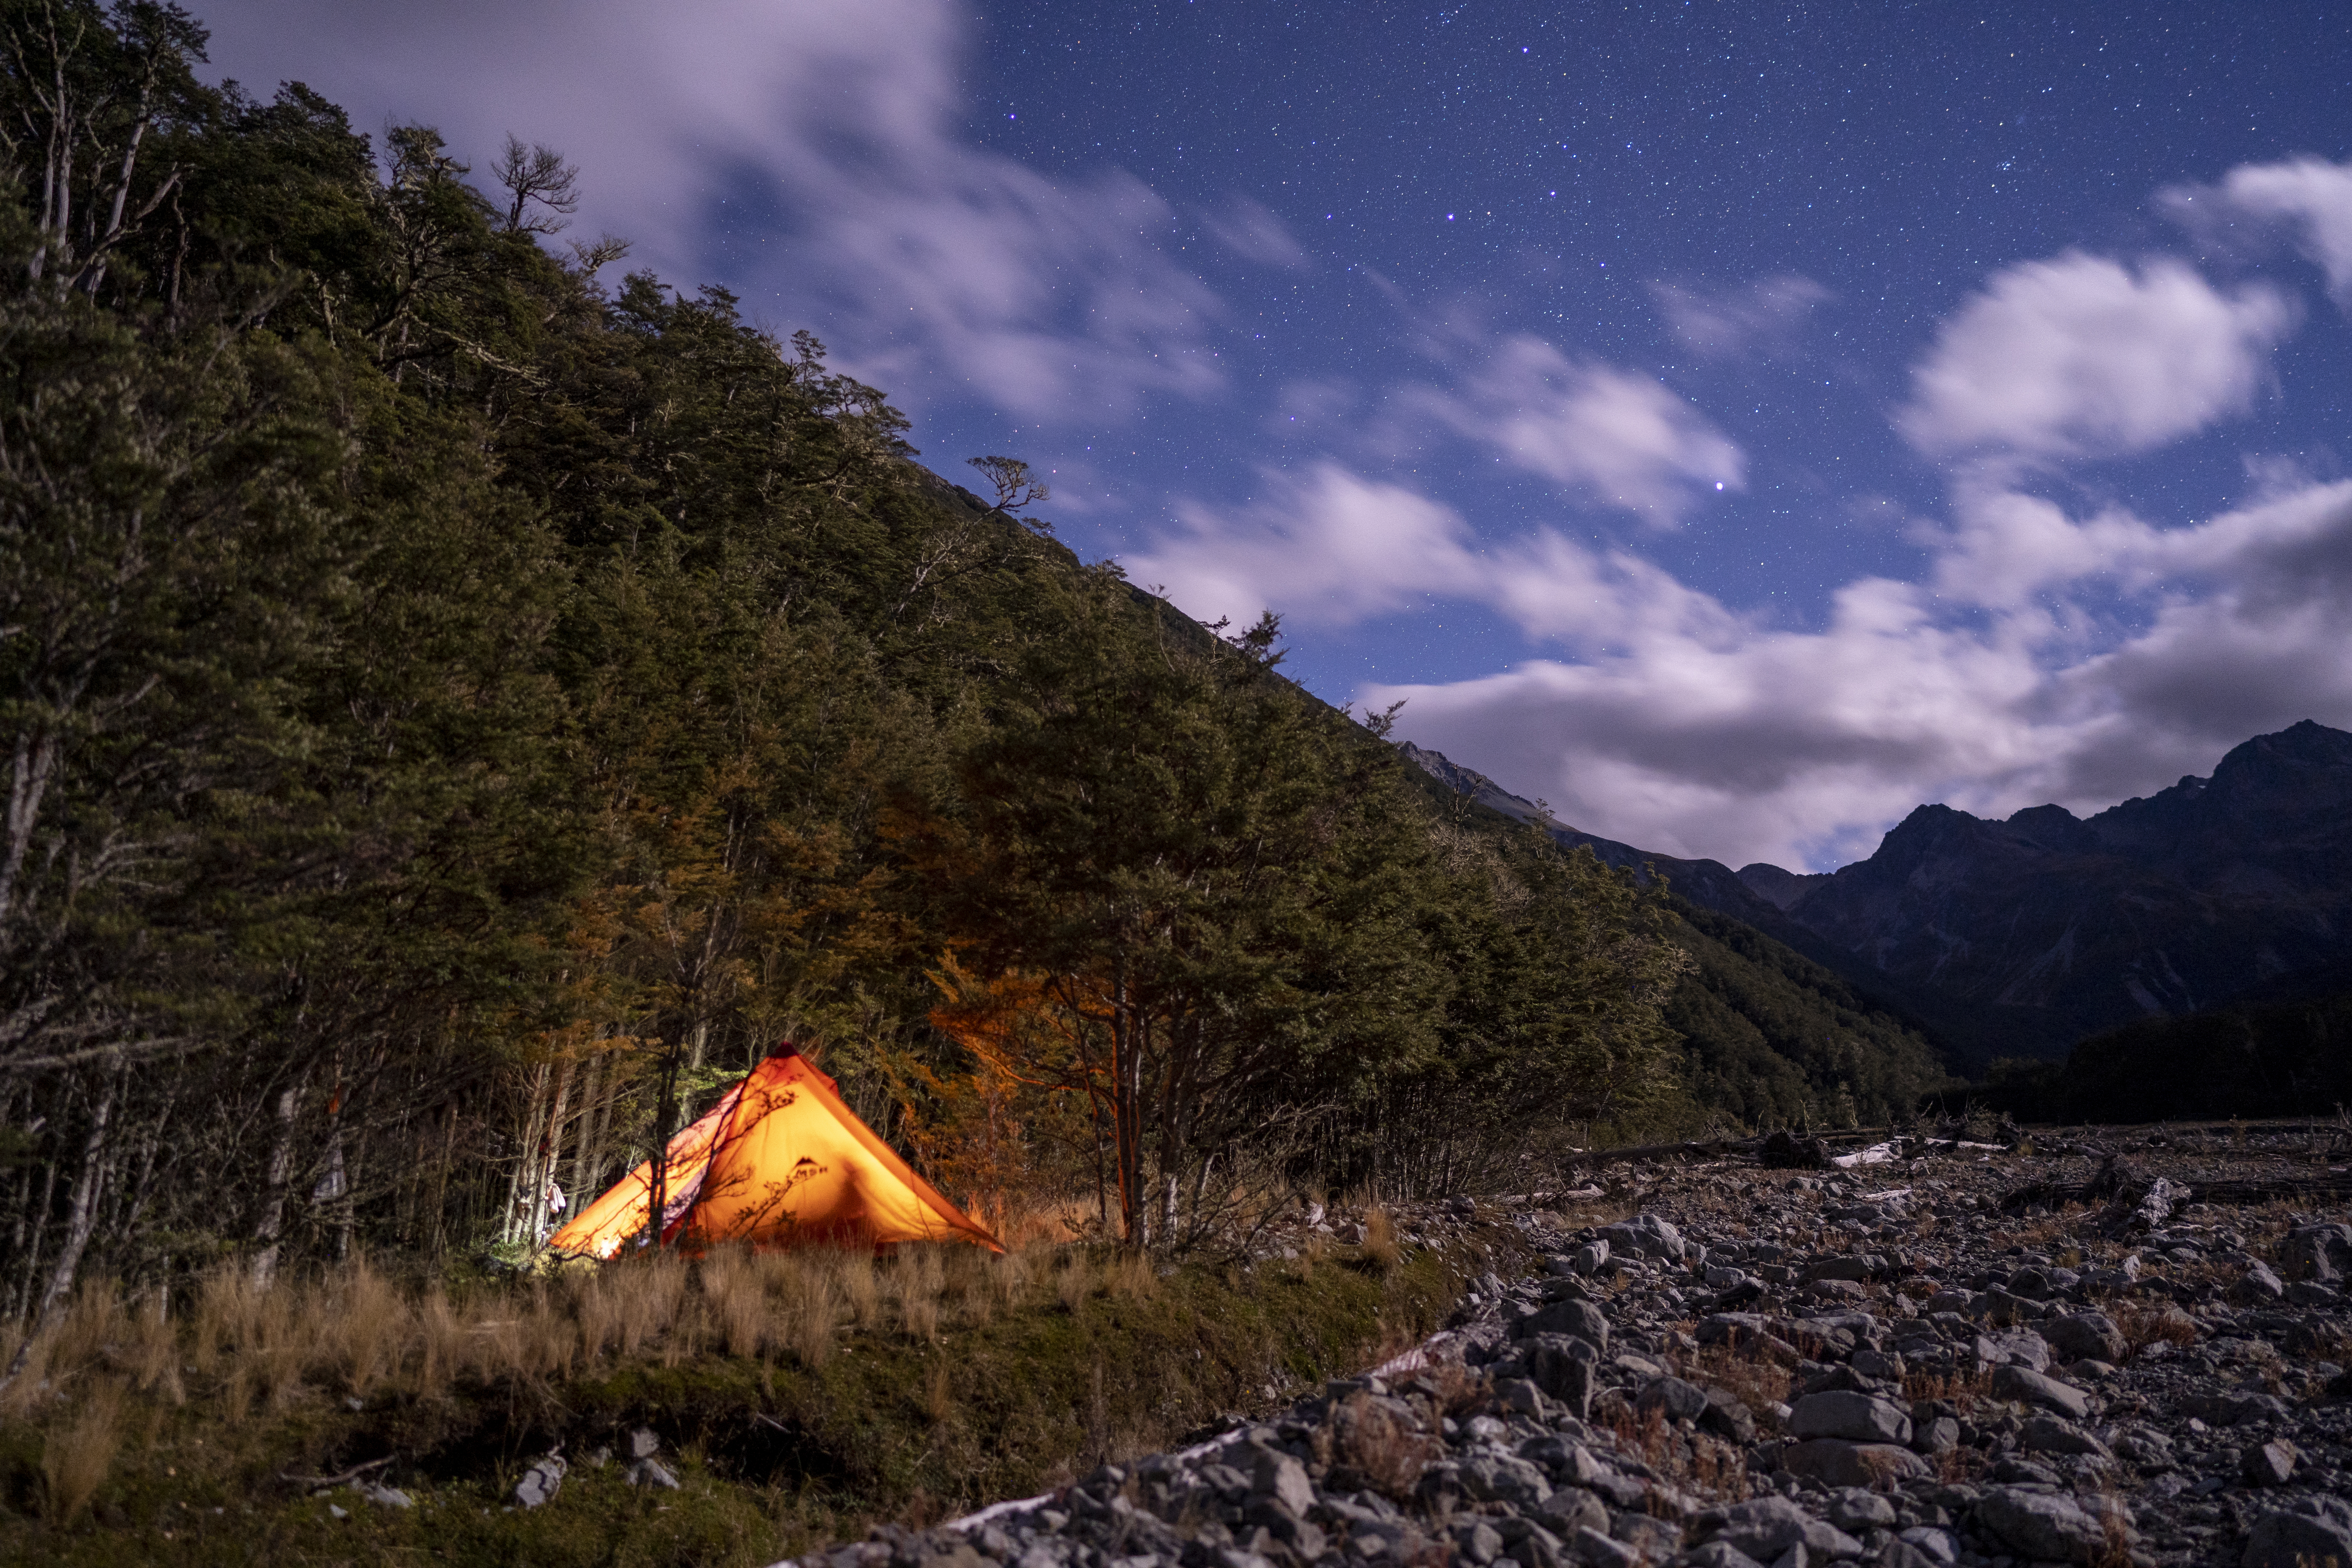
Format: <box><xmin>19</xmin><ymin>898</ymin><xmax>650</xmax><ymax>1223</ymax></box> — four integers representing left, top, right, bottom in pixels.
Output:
<box><xmin>548</xmin><ymin>1047</ymin><xmax>1002</xmax><ymax>1258</ymax></box>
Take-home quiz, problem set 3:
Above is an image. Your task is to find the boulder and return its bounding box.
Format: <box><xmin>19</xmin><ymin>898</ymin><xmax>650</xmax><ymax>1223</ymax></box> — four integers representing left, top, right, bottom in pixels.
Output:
<box><xmin>1635</xmin><ymin>1375</ymin><xmax>1710</xmax><ymax>1424</ymax></box>
<box><xmin>1989</xmin><ymin>1364</ymin><xmax>2090</xmax><ymax>1419</ymax></box>
<box><xmin>1699</xmin><ymin>1495</ymin><xmax>1864</xmax><ymax>1562</ymax></box>
<box><xmin>2019</xmin><ymin>1415</ymin><xmax>2109</xmax><ymax>1457</ymax></box>
<box><xmin>1524</xmin><ymin>1298</ymin><xmax>1611</xmax><ymax>1351</ymax></box>
<box><xmin>2244</xmin><ymin>1497</ymin><xmax>2352</xmax><ymax>1568</ymax></box>
<box><xmin>2280</xmin><ymin>1223</ymin><xmax>2352</xmax><ymax>1283</ymax></box>
<box><xmin>1524</xmin><ymin>1333</ymin><xmax>1601</xmax><ymax>1419</ymax></box>
<box><xmin>1971</xmin><ymin>1487</ymin><xmax>2112</xmax><ymax>1563</ymax></box>
<box><xmin>1251</xmin><ymin>1448</ymin><xmax>1316</xmax><ymax>1518</ymax></box>
<box><xmin>1788</xmin><ymin>1390</ymin><xmax>1912</xmax><ymax>1446</ymax></box>
<box><xmin>1782</xmin><ymin>1438</ymin><xmax>1929</xmax><ymax>1488</ymax></box>
<box><xmin>2035</xmin><ymin>1312</ymin><xmax>2125</xmax><ymax>1365</ymax></box>
<box><xmin>2241</xmin><ymin>1440</ymin><xmax>2298</xmax><ymax>1488</ymax></box>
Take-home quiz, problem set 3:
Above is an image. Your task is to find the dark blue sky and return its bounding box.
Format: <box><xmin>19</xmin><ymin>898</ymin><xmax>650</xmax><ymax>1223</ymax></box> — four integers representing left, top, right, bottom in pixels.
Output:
<box><xmin>208</xmin><ymin>0</ymin><xmax>2352</xmax><ymax>867</ymax></box>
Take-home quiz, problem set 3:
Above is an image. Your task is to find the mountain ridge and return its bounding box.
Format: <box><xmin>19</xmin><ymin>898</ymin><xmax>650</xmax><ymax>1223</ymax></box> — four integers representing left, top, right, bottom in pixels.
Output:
<box><xmin>1406</xmin><ymin>721</ymin><xmax>2352</xmax><ymax>1074</ymax></box>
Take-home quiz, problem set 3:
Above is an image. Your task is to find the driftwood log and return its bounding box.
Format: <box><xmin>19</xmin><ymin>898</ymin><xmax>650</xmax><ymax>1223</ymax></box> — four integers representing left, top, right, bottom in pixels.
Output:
<box><xmin>2000</xmin><ymin>1152</ymin><xmax>2352</xmax><ymax>1216</ymax></box>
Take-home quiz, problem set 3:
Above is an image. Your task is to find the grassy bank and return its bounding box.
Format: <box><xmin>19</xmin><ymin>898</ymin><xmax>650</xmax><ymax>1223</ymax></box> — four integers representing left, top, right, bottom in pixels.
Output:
<box><xmin>0</xmin><ymin>1227</ymin><xmax>1483</xmax><ymax>1567</ymax></box>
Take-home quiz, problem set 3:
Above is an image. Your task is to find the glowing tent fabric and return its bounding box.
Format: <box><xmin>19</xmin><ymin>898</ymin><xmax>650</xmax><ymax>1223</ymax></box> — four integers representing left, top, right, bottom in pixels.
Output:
<box><xmin>548</xmin><ymin>1047</ymin><xmax>1002</xmax><ymax>1258</ymax></box>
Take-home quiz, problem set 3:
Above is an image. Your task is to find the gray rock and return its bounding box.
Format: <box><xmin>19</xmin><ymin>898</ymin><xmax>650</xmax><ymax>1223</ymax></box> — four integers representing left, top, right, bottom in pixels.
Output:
<box><xmin>1701</xmin><ymin>1385</ymin><xmax>1758</xmax><ymax>1444</ymax></box>
<box><xmin>2280</xmin><ymin>1223</ymin><xmax>2352</xmax><ymax>1283</ymax></box>
<box><xmin>1988</xmin><ymin>1364</ymin><xmax>2090</xmax><ymax>1419</ymax></box>
<box><xmin>2180</xmin><ymin>1389</ymin><xmax>2288</xmax><ymax>1426</ymax></box>
<box><xmin>1911</xmin><ymin>1416</ymin><xmax>1959</xmax><ymax>1455</ymax></box>
<box><xmin>1684</xmin><ymin>1543</ymin><xmax>1769</xmax><ymax>1568</ymax></box>
<box><xmin>1525</xmin><ymin>1333</ymin><xmax>1601</xmax><ymax>1419</ymax></box>
<box><xmin>2241</xmin><ymin>1439</ymin><xmax>2297</xmax><ymax>1487</ymax></box>
<box><xmin>1452</xmin><ymin>1519</ymin><xmax>1506</xmax><ymax>1565</ymax></box>
<box><xmin>2243</xmin><ymin>1497</ymin><xmax>2352</xmax><ymax>1568</ymax></box>
<box><xmin>628</xmin><ymin>1458</ymin><xmax>682</xmax><ymax>1489</ymax></box>
<box><xmin>1532</xmin><ymin>1487</ymin><xmax>1611</xmax><ymax>1539</ymax></box>
<box><xmin>1782</xmin><ymin>1439</ymin><xmax>1929</xmax><ymax>1488</ymax></box>
<box><xmin>628</xmin><ymin>1426</ymin><xmax>662</xmax><ymax>1460</ymax></box>
<box><xmin>1571</xmin><ymin>1526</ymin><xmax>1642</xmax><ymax>1568</ymax></box>
<box><xmin>2019</xmin><ymin>1415</ymin><xmax>2110</xmax><ymax>1457</ymax></box>
<box><xmin>1971</xmin><ymin>1487</ymin><xmax>2114</xmax><ymax>1564</ymax></box>
<box><xmin>1825</xmin><ymin>1489</ymin><xmax>1895</xmax><ymax>1532</ymax></box>
<box><xmin>1789</xmin><ymin>1391</ymin><xmax>1913</xmax><ymax>1446</ymax></box>
<box><xmin>1800</xmin><ymin>1256</ymin><xmax>1874</xmax><ymax>1284</ymax></box>
<box><xmin>1599</xmin><ymin>1213</ymin><xmax>1686</xmax><ymax>1262</ymax></box>
<box><xmin>1638</xmin><ymin>1375</ymin><xmax>1711</xmax><ymax>1424</ymax></box>
<box><xmin>2236</xmin><ymin>1260</ymin><xmax>2287</xmax><ymax>1301</ymax></box>
<box><xmin>514</xmin><ymin>1453</ymin><xmax>566</xmax><ymax>1509</ymax></box>
<box><xmin>1706</xmin><ymin>1495</ymin><xmax>1856</xmax><ymax>1562</ymax></box>
<box><xmin>1459</xmin><ymin>1450</ymin><xmax>1554</xmax><ymax>1509</ymax></box>
<box><xmin>2034</xmin><ymin>1312</ymin><xmax>2125</xmax><ymax>1365</ymax></box>
<box><xmin>1251</xmin><ymin>1448</ymin><xmax>1316</xmax><ymax>1518</ymax></box>
<box><xmin>1896</xmin><ymin>1527</ymin><xmax>1958</xmax><ymax>1566</ymax></box>
<box><xmin>1526</xmin><ymin>1297</ymin><xmax>1612</xmax><ymax>1350</ymax></box>
<box><xmin>1973</xmin><ymin>1328</ymin><xmax>2051</xmax><ymax>1372</ymax></box>
<box><xmin>359</xmin><ymin>1483</ymin><xmax>414</xmax><ymax>1508</ymax></box>
<box><xmin>1573</xmin><ymin>1241</ymin><xmax>1611</xmax><ymax>1276</ymax></box>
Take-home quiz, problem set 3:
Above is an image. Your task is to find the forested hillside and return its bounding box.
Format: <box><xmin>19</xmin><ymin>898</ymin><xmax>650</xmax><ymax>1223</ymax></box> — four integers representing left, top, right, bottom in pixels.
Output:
<box><xmin>0</xmin><ymin>0</ymin><xmax>1735</xmax><ymax>1323</ymax></box>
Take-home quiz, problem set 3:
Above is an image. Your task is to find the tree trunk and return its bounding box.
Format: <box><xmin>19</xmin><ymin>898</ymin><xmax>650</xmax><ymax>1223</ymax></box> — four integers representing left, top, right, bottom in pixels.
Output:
<box><xmin>251</xmin><ymin>1085</ymin><xmax>301</xmax><ymax>1288</ymax></box>
<box><xmin>33</xmin><ymin>1072</ymin><xmax>118</xmax><ymax>1321</ymax></box>
<box><xmin>525</xmin><ymin>1055</ymin><xmax>574</xmax><ymax>1243</ymax></box>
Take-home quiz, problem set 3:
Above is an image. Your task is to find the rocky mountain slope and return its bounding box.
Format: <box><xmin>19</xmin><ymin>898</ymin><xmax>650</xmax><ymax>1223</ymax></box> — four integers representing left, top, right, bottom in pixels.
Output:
<box><xmin>1738</xmin><ymin>722</ymin><xmax>2352</xmax><ymax>1068</ymax></box>
<box><xmin>804</xmin><ymin>1131</ymin><xmax>2352</xmax><ymax>1568</ymax></box>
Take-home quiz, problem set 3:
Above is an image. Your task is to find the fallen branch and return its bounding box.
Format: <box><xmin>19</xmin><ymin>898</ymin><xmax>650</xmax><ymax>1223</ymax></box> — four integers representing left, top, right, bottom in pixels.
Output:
<box><xmin>280</xmin><ymin>1455</ymin><xmax>396</xmax><ymax>1489</ymax></box>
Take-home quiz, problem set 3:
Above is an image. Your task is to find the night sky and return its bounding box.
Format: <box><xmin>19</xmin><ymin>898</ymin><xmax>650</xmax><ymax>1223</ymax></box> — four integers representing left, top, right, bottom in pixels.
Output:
<box><xmin>201</xmin><ymin>1</ymin><xmax>2352</xmax><ymax>870</ymax></box>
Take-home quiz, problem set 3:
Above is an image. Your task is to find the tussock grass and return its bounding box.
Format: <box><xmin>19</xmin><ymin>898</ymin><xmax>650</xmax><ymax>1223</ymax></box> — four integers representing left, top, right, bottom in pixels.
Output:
<box><xmin>0</xmin><ymin>1223</ymin><xmax>1474</xmax><ymax>1563</ymax></box>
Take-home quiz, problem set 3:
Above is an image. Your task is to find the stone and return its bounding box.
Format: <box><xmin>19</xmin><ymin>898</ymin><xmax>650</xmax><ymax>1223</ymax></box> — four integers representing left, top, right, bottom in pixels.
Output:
<box><xmin>1826</xmin><ymin>1489</ymin><xmax>1896</xmax><ymax>1532</ymax></box>
<box><xmin>1532</xmin><ymin>1488</ymin><xmax>1610</xmax><ymax>1539</ymax></box>
<box><xmin>1525</xmin><ymin>1298</ymin><xmax>1611</xmax><ymax>1351</ymax></box>
<box><xmin>1458</xmin><ymin>1451</ymin><xmax>1553</xmax><ymax>1509</ymax></box>
<box><xmin>1570</xmin><ymin>1527</ymin><xmax>1642</xmax><ymax>1568</ymax></box>
<box><xmin>1684</xmin><ymin>1543</ymin><xmax>1769</xmax><ymax>1568</ymax></box>
<box><xmin>2240</xmin><ymin>1440</ymin><xmax>2297</xmax><ymax>1487</ymax></box>
<box><xmin>2235</xmin><ymin>1260</ymin><xmax>2287</xmax><ymax>1301</ymax></box>
<box><xmin>1451</xmin><ymin>1520</ymin><xmax>1505</xmax><ymax>1566</ymax></box>
<box><xmin>2243</xmin><ymin>1497</ymin><xmax>2352</xmax><ymax>1568</ymax></box>
<box><xmin>628</xmin><ymin>1458</ymin><xmax>682</xmax><ymax>1489</ymax></box>
<box><xmin>1637</xmin><ymin>1375</ymin><xmax>1711</xmax><ymax>1424</ymax></box>
<box><xmin>1599</xmin><ymin>1213</ymin><xmax>1686</xmax><ymax>1261</ymax></box>
<box><xmin>359</xmin><ymin>1483</ymin><xmax>414</xmax><ymax>1508</ymax></box>
<box><xmin>1896</xmin><ymin>1527</ymin><xmax>1958</xmax><ymax>1566</ymax></box>
<box><xmin>1782</xmin><ymin>1439</ymin><xmax>1929</xmax><ymax>1488</ymax></box>
<box><xmin>1802</xmin><ymin>1256</ymin><xmax>1875</xmax><ymax>1284</ymax></box>
<box><xmin>1974</xmin><ymin>1328</ymin><xmax>2051</xmax><ymax>1372</ymax></box>
<box><xmin>2018</xmin><ymin>1415</ymin><xmax>2109</xmax><ymax>1458</ymax></box>
<box><xmin>2280</xmin><ymin>1223</ymin><xmax>2352</xmax><ymax>1283</ymax></box>
<box><xmin>514</xmin><ymin>1453</ymin><xmax>566</xmax><ymax>1509</ymax></box>
<box><xmin>1703</xmin><ymin>1504</ymin><xmax>1863</xmax><ymax>1568</ymax></box>
<box><xmin>1911</xmin><ymin>1416</ymin><xmax>1959</xmax><ymax>1455</ymax></box>
<box><xmin>1701</xmin><ymin>1385</ymin><xmax>1758</xmax><ymax>1444</ymax></box>
<box><xmin>1251</xmin><ymin>1449</ymin><xmax>1316</xmax><ymax>1518</ymax></box>
<box><xmin>1789</xmin><ymin>1391</ymin><xmax>1913</xmax><ymax>1446</ymax></box>
<box><xmin>2180</xmin><ymin>1389</ymin><xmax>2288</xmax><ymax>1426</ymax></box>
<box><xmin>1988</xmin><ymin>1364</ymin><xmax>2090</xmax><ymax>1419</ymax></box>
<box><xmin>2034</xmin><ymin>1313</ymin><xmax>2125</xmax><ymax>1365</ymax></box>
<box><xmin>1525</xmin><ymin>1333</ymin><xmax>1601</xmax><ymax>1419</ymax></box>
<box><xmin>1573</xmin><ymin>1242</ymin><xmax>1611</xmax><ymax>1276</ymax></box>
<box><xmin>628</xmin><ymin>1427</ymin><xmax>662</xmax><ymax>1460</ymax></box>
<box><xmin>1971</xmin><ymin>1488</ymin><xmax>2116</xmax><ymax>1564</ymax></box>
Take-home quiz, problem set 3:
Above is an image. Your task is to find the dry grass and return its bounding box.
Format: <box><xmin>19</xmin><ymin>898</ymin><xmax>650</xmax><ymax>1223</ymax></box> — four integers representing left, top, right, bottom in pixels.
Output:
<box><xmin>2116</xmin><ymin>1303</ymin><xmax>2198</xmax><ymax>1361</ymax></box>
<box><xmin>1904</xmin><ymin>1367</ymin><xmax>1992</xmax><ymax>1412</ymax></box>
<box><xmin>40</xmin><ymin>1377</ymin><xmax>123</xmax><ymax>1526</ymax></box>
<box><xmin>1316</xmin><ymin>1390</ymin><xmax>1441</xmax><ymax>1499</ymax></box>
<box><xmin>1685</xmin><ymin>1345</ymin><xmax>1792</xmax><ymax>1425</ymax></box>
<box><xmin>3</xmin><ymin>1233</ymin><xmax>1152</xmax><ymax>1454</ymax></box>
<box><xmin>1363</xmin><ymin>1207</ymin><xmax>1402</xmax><ymax>1270</ymax></box>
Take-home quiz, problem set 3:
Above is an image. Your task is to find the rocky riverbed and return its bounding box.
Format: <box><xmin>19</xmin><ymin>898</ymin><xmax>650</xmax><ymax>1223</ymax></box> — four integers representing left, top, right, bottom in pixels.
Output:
<box><xmin>790</xmin><ymin>1129</ymin><xmax>2352</xmax><ymax>1568</ymax></box>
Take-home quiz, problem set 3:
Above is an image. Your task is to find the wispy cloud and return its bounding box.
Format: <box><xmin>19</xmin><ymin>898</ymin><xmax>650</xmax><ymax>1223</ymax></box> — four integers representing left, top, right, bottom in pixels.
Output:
<box><xmin>1399</xmin><ymin>336</ymin><xmax>1745</xmax><ymax>523</ymax></box>
<box><xmin>1203</xmin><ymin>197</ymin><xmax>1309</xmax><ymax>270</ymax></box>
<box><xmin>2168</xmin><ymin>155</ymin><xmax>2352</xmax><ymax>304</ymax></box>
<box><xmin>1649</xmin><ymin>274</ymin><xmax>1832</xmax><ymax>360</ymax></box>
